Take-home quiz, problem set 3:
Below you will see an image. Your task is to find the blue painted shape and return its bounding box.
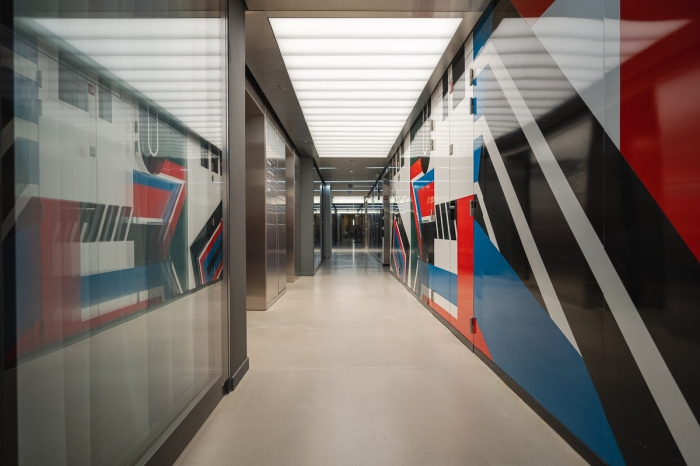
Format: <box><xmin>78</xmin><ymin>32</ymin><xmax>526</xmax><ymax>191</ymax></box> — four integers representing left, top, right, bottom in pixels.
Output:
<box><xmin>412</xmin><ymin>168</ymin><xmax>434</xmax><ymax>189</ymax></box>
<box><xmin>473</xmin><ymin>67</ymin><xmax>488</xmax><ymax>122</ymax></box>
<box><xmin>133</xmin><ymin>170</ymin><xmax>182</xmax><ymax>220</ymax></box>
<box><xmin>428</xmin><ymin>264</ymin><xmax>457</xmax><ymax>306</ymax></box>
<box><xmin>81</xmin><ymin>263</ymin><xmax>174</xmax><ymax>308</ymax></box>
<box><xmin>202</xmin><ymin>234</ymin><xmax>222</xmax><ymax>282</ymax></box>
<box><xmin>14</xmin><ymin>138</ymin><xmax>39</xmax><ymax>190</ymax></box>
<box><xmin>14</xmin><ymin>72</ymin><xmax>39</xmax><ymax>124</ymax></box>
<box><xmin>474</xmin><ymin>136</ymin><xmax>483</xmax><ymax>182</ymax></box>
<box><xmin>473</xmin><ymin>1</ymin><xmax>494</xmax><ymax>59</ymax></box>
<box><xmin>133</xmin><ymin>170</ymin><xmax>180</xmax><ymax>192</ymax></box>
<box><xmin>474</xmin><ymin>223</ymin><xmax>625</xmax><ymax>466</ymax></box>
<box><xmin>9</xmin><ymin>204</ymin><xmax>43</xmax><ymax>349</ymax></box>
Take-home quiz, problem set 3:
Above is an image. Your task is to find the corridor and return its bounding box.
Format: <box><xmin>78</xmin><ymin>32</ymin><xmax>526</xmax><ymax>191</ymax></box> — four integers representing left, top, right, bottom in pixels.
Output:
<box><xmin>175</xmin><ymin>246</ymin><xmax>586</xmax><ymax>466</ymax></box>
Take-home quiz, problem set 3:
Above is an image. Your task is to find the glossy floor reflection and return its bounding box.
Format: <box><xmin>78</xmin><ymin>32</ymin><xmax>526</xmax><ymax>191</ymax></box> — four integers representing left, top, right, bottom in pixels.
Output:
<box><xmin>175</xmin><ymin>244</ymin><xmax>586</xmax><ymax>466</ymax></box>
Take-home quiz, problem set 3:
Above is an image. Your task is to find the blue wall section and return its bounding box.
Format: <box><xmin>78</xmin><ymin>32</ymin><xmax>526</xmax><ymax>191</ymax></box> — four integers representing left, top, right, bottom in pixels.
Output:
<box><xmin>475</xmin><ymin>224</ymin><xmax>624</xmax><ymax>465</ymax></box>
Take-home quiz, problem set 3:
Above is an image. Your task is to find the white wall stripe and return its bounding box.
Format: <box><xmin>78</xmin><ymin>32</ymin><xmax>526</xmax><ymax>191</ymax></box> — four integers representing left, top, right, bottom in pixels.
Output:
<box><xmin>473</xmin><ymin>181</ymin><xmax>499</xmax><ymax>251</ymax></box>
<box><xmin>482</xmin><ymin>41</ymin><xmax>700</xmax><ymax>464</ymax></box>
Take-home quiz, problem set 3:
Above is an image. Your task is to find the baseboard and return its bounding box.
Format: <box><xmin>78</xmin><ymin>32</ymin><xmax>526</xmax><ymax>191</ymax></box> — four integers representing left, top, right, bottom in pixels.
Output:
<box><xmin>227</xmin><ymin>357</ymin><xmax>250</xmax><ymax>394</ymax></box>
<box><xmin>389</xmin><ymin>271</ymin><xmax>605</xmax><ymax>466</ymax></box>
<box><xmin>144</xmin><ymin>377</ymin><xmax>224</xmax><ymax>466</ymax></box>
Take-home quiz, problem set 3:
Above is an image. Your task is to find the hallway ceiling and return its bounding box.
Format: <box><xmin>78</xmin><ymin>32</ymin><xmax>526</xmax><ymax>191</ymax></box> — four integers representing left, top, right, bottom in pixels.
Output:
<box><xmin>245</xmin><ymin>0</ymin><xmax>488</xmax><ymax>199</ymax></box>
<box><xmin>246</xmin><ymin>1</ymin><xmax>487</xmax><ymax>11</ymax></box>
<box><xmin>268</xmin><ymin>17</ymin><xmax>463</xmax><ymax>159</ymax></box>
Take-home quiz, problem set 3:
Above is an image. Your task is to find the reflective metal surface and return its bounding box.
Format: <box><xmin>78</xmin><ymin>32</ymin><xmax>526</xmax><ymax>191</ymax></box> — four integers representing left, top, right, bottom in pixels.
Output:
<box><xmin>285</xmin><ymin>149</ymin><xmax>301</xmax><ymax>283</ymax></box>
<box><xmin>245</xmin><ymin>92</ymin><xmax>268</xmax><ymax>310</ymax></box>
<box><xmin>245</xmin><ymin>88</ymin><xmax>288</xmax><ymax>310</ymax></box>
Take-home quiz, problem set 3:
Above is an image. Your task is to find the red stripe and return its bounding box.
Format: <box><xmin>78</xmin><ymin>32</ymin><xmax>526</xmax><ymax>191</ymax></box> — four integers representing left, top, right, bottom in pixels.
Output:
<box><xmin>133</xmin><ymin>184</ymin><xmax>171</xmax><ymax>219</ymax></box>
<box><xmin>455</xmin><ymin>196</ymin><xmax>474</xmax><ymax>342</ymax></box>
<box><xmin>410</xmin><ymin>159</ymin><xmax>423</xmax><ymax>180</ymax></box>
<box><xmin>417</xmin><ymin>182</ymin><xmax>434</xmax><ymax>218</ymax></box>
<box><xmin>510</xmin><ymin>0</ymin><xmax>556</xmax><ymax>26</ymax></box>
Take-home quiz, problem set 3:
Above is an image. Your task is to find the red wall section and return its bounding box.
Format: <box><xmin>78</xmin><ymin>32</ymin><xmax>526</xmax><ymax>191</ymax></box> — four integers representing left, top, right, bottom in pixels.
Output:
<box><xmin>620</xmin><ymin>1</ymin><xmax>700</xmax><ymax>261</ymax></box>
<box><xmin>456</xmin><ymin>196</ymin><xmax>475</xmax><ymax>342</ymax></box>
<box><xmin>510</xmin><ymin>0</ymin><xmax>555</xmax><ymax>26</ymax></box>
<box><xmin>416</xmin><ymin>182</ymin><xmax>434</xmax><ymax>218</ymax></box>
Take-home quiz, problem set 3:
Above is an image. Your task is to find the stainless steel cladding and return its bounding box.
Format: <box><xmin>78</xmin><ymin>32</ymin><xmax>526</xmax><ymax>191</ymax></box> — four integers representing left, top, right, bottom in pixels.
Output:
<box><xmin>245</xmin><ymin>94</ymin><xmax>287</xmax><ymax>310</ymax></box>
<box><xmin>285</xmin><ymin>149</ymin><xmax>301</xmax><ymax>283</ymax></box>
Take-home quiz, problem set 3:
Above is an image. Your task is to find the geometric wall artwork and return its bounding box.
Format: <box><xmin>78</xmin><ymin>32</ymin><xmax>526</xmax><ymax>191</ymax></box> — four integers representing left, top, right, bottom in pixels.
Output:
<box><xmin>388</xmin><ymin>1</ymin><xmax>700</xmax><ymax>464</ymax></box>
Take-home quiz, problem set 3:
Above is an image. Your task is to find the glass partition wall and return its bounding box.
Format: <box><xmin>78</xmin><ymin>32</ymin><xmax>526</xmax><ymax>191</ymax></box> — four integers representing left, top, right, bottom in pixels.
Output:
<box><xmin>3</xmin><ymin>2</ymin><xmax>228</xmax><ymax>465</ymax></box>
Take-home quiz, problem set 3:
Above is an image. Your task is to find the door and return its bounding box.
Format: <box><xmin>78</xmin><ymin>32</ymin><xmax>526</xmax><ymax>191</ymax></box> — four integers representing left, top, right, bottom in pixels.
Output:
<box><xmin>448</xmin><ymin>37</ymin><xmax>476</xmax><ymax>348</ymax></box>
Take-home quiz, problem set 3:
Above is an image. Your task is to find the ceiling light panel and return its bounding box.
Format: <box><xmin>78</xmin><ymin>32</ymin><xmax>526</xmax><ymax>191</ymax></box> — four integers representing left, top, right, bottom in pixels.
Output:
<box><xmin>288</xmin><ymin>69</ymin><xmax>433</xmax><ymax>81</ymax></box>
<box><xmin>269</xmin><ymin>17</ymin><xmax>462</xmax><ymax>158</ymax></box>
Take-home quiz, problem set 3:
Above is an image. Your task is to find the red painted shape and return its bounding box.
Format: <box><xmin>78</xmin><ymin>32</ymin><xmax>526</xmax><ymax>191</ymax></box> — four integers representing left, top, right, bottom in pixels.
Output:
<box><xmin>426</xmin><ymin>196</ymin><xmax>478</xmax><ymax>344</ymax></box>
<box><xmin>159</xmin><ymin>160</ymin><xmax>187</xmax><ymax>254</ymax></box>
<box><xmin>417</xmin><ymin>182</ymin><xmax>435</xmax><ymax>218</ymax></box>
<box><xmin>133</xmin><ymin>184</ymin><xmax>172</xmax><ymax>220</ymax></box>
<box><xmin>410</xmin><ymin>159</ymin><xmax>423</xmax><ymax>180</ymax></box>
<box><xmin>620</xmin><ymin>1</ymin><xmax>700</xmax><ymax>262</ymax></box>
<box><xmin>456</xmin><ymin>196</ymin><xmax>475</xmax><ymax>342</ymax></box>
<box><xmin>409</xmin><ymin>182</ymin><xmax>422</xmax><ymax>256</ymax></box>
<box><xmin>38</xmin><ymin>198</ymin><xmax>87</xmax><ymax>348</ymax></box>
<box><xmin>510</xmin><ymin>0</ymin><xmax>556</xmax><ymax>27</ymax></box>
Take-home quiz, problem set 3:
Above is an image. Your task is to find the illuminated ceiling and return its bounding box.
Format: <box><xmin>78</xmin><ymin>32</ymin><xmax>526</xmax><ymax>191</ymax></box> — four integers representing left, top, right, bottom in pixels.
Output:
<box><xmin>268</xmin><ymin>18</ymin><xmax>463</xmax><ymax>158</ymax></box>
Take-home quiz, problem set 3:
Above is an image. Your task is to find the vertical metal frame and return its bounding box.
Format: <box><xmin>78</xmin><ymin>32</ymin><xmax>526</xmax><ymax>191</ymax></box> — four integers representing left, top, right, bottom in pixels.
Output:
<box><xmin>219</xmin><ymin>2</ymin><xmax>231</xmax><ymax>394</ymax></box>
<box><xmin>226</xmin><ymin>0</ymin><xmax>249</xmax><ymax>393</ymax></box>
<box><xmin>0</xmin><ymin>4</ymin><xmax>17</xmax><ymax>463</ymax></box>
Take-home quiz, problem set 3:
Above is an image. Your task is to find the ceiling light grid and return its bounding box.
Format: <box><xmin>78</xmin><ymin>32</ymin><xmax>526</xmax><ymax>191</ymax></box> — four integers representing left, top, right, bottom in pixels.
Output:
<box><xmin>269</xmin><ymin>18</ymin><xmax>462</xmax><ymax>158</ymax></box>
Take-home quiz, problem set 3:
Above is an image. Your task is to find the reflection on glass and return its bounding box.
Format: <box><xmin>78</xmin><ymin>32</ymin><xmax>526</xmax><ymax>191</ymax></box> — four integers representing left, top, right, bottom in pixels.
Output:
<box><xmin>6</xmin><ymin>5</ymin><xmax>225</xmax><ymax>465</ymax></box>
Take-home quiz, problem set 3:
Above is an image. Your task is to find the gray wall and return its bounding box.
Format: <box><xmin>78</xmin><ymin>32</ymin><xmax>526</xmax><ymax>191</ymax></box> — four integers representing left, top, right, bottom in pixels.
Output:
<box><xmin>300</xmin><ymin>158</ymin><xmax>315</xmax><ymax>275</ymax></box>
<box><xmin>226</xmin><ymin>0</ymin><xmax>248</xmax><ymax>389</ymax></box>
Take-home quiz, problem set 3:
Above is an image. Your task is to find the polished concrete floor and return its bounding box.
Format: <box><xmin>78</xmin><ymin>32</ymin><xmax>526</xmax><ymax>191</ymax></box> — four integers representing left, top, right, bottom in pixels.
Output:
<box><xmin>175</xmin><ymin>244</ymin><xmax>587</xmax><ymax>466</ymax></box>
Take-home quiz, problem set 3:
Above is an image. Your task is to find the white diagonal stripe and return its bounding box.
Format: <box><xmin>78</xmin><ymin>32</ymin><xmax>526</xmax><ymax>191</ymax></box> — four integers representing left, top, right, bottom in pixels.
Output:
<box><xmin>475</xmin><ymin>116</ymin><xmax>579</xmax><ymax>353</ymax></box>
<box><xmin>483</xmin><ymin>41</ymin><xmax>700</xmax><ymax>464</ymax></box>
<box><xmin>474</xmin><ymin>181</ymin><xmax>499</xmax><ymax>251</ymax></box>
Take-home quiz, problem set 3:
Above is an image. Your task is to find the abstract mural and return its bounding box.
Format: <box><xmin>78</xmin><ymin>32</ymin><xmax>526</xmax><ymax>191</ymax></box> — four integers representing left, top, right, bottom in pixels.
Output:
<box><xmin>388</xmin><ymin>0</ymin><xmax>700</xmax><ymax>464</ymax></box>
